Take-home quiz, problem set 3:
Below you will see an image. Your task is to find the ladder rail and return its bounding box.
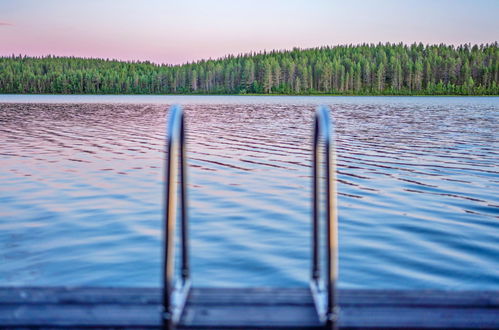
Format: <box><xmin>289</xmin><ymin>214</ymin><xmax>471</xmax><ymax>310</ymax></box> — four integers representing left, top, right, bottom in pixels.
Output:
<box><xmin>310</xmin><ymin>105</ymin><xmax>339</xmax><ymax>328</ymax></box>
<box><xmin>162</xmin><ymin>104</ymin><xmax>338</xmax><ymax>329</ymax></box>
<box><xmin>163</xmin><ymin>105</ymin><xmax>190</xmax><ymax>329</ymax></box>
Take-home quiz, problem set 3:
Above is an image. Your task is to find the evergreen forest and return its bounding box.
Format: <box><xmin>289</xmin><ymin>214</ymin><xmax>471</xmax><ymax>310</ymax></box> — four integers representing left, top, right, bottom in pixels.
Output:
<box><xmin>1</xmin><ymin>43</ymin><xmax>498</xmax><ymax>95</ymax></box>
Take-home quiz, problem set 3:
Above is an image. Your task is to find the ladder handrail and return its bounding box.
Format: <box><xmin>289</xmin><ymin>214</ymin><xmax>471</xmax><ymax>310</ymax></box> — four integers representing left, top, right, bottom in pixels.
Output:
<box><xmin>162</xmin><ymin>104</ymin><xmax>338</xmax><ymax>329</ymax></box>
<box><xmin>310</xmin><ymin>105</ymin><xmax>339</xmax><ymax>328</ymax></box>
<box><xmin>163</xmin><ymin>105</ymin><xmax>190</xmax><ymax>329</ymax></box>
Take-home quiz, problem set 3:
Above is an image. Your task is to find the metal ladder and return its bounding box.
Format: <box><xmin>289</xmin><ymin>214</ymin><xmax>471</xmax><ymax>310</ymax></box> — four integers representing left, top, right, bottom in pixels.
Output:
<box><xmin>162</xmin><ymin>105</ymin><xmax>338</xmax><ymax>329</ymax></box>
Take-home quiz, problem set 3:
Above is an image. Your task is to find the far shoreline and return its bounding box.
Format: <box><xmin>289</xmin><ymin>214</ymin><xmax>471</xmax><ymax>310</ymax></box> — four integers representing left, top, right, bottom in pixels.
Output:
<box><xmin>0</xmin><ymin>93</ymin><xmax>498</xmax><ymax>97</ymax></box>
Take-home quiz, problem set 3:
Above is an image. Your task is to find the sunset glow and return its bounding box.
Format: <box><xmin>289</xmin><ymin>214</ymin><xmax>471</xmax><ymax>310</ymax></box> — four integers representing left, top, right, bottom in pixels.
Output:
<box><xmin>0</xmin><ymin>0</ymin><xmax>498</xmax><ymax>64</ymax></box>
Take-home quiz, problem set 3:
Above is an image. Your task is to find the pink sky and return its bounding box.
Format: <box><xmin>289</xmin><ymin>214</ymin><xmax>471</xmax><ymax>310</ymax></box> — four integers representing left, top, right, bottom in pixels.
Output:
<box><xmin>0</xmin><ymin>0</ymin><xmax>498</xmax><ymax>65</ymax></box>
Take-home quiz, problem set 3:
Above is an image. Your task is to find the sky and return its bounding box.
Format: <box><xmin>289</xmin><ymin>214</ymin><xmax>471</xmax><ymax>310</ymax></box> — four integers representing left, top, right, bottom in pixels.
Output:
<box><xmin>0</xmin><ymin>0</ymin><xmax>498</xmax><ymax>65</ymax></box>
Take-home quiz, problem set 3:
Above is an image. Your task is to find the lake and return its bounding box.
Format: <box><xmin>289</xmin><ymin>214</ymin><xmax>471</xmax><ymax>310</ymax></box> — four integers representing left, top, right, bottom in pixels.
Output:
<box><xmin>0</xmin><ymin>95</ymin><xmax>498</xmax><ymax>289</ymax></box>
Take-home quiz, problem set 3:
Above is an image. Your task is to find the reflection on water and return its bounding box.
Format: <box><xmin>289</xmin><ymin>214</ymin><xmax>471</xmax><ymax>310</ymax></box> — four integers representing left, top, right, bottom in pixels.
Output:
<box><xmin>0</xmin><ymin>96</ymin><xmax>498</xmax><ymax>289</ymax></box>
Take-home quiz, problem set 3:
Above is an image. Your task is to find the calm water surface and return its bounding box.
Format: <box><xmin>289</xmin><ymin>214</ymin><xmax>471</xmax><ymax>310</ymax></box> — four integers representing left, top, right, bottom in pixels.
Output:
<box><xmin>1</xmin><ymin>95</ymin><xmax>498</xmax><ymax>289</ymax></box>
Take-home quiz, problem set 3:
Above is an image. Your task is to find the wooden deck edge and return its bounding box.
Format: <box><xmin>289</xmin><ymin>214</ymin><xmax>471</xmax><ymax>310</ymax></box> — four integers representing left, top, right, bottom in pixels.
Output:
<box><xmin>0</xmin><ymin>287</ymin><xmax>498</xmax><ymax>329</ymax></box>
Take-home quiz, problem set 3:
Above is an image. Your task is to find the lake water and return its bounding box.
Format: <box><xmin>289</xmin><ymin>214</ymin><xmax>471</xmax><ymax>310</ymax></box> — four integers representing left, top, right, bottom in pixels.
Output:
<box><xmin>1</xmin><ymin>95</ymin><xmax>498</xmax><ymax>289</ymax></box>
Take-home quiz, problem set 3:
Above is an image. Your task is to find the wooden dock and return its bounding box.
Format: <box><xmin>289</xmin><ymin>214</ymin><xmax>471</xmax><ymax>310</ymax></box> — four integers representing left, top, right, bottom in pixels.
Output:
<box><xmin>1</xmin><ymin>287</ymin><xmax>498</xmax><ymax>329</ymax></box>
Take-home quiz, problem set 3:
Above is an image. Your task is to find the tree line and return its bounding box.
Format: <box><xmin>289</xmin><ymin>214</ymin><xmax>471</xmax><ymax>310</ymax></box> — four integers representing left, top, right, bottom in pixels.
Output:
<box><xmin>1</xmin><ymin>43</ymin><xmax>498</xmax><ymax>95</ymax></box>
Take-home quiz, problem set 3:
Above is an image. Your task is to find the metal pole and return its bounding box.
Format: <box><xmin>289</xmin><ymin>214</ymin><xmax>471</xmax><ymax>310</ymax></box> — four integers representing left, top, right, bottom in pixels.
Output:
<box><xmin>322</xmin><ymin>106</ymin><xmax>338</xmax><ymax>330</ymax></box>
<box><xmin>312</xmin><ymin>117</ymin><xmax>320</xmax><ymax>283</ymax></box>
<box><xmin>180</xmin><ymin>116</ymin><xmax>189</xmax><ymax>283</ymax></box>
<box><xmin>325</xmin><ymin>131</ymin><xmax>338</xmax><ymax>330</ymax></box>
<box><xmin>163</xmin><ymin>105</ymin><xmax>183</xmax><ymax>329</ymax></box>
<box><xmin>163</xmin><ymin>123</ymin><xmax>177</xmax><ymax>329</ymax></box>
<box><xmin>310</xmin><ymin>106</ymin><xmax>338</xmax><ymax>329</ymax></box>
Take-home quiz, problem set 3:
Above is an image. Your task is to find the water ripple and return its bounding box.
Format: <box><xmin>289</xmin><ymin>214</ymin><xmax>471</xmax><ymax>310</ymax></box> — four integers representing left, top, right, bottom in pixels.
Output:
<box><xmin>0</xmin><ymin>97</ymin><xmax>498</xmax><ymax>290</ymax></box>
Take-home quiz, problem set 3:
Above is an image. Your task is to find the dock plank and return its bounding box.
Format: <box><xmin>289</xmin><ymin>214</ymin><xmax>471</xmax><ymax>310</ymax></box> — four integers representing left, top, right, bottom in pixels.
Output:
<box><xmin>0</xmin><ymin>287</ymin><xmax>497</xmax><ymax>329</ymax></box>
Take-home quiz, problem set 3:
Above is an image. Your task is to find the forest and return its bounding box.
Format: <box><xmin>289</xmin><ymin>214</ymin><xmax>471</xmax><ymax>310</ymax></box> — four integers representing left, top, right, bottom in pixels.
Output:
<box><xmin>0</xmin><ymin>43</ymin><xmax>498</xmax><ymax>95</ymax></box>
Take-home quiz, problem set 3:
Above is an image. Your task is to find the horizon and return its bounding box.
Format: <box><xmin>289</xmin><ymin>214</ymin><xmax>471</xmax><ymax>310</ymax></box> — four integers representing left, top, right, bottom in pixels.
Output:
<box><xmin>1</xmin><ymin>0</ymin><xmax>498</xmax><ymax>65</ymax></box>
